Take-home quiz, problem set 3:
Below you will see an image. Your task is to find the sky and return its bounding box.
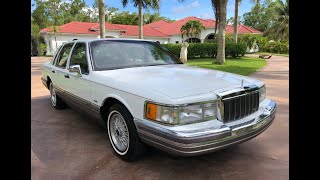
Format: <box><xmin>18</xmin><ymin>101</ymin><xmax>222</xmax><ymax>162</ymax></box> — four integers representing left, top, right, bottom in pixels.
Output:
<box><xmin>31</xmin><ymin>0</ymin><xmax>255</xmax><ymax>20</ymax></box>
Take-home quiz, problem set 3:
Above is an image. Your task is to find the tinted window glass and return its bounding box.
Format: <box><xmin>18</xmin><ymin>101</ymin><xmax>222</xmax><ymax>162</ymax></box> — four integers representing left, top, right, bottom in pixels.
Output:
<box><xmin>56</xmin><ymin>43</ymin><xmax>74</xmax><ymax>68</ymax></box>
<box><xmin>69</xmin><ymin>42</ymin><xmax>89</xmax><ymax>74</ymax></box>
<box><xmin>89</xmin><ymin>40</ymin><xmax>180</xmax><ymax>70</ymax></box>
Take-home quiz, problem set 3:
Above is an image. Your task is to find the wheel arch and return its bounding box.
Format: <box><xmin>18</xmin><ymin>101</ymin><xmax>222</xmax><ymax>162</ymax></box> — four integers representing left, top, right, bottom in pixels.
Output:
<box><xmin>46</xmin><ymin>76</ymin><xmax>52</xmax><ymax>89</ymax></box>
<box><xmin>100</xmin><ymin>95</ymin><xmax>134</xmax><ymax>121</ymax></box>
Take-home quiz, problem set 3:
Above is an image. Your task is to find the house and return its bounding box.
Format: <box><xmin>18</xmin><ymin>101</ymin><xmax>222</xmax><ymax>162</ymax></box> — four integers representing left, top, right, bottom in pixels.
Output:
<box><xmin>40</xmin><ymin>16</ymin><xmax>262</xmax><ymax>55</ymax></box>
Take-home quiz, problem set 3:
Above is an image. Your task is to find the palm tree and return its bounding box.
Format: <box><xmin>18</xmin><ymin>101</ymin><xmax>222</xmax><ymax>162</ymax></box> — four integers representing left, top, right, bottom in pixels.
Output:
<box><xmin>180</xmin><ymin>24</ymin><xmax>190</xmax><ymax>42</ymax></box>
<box><xmin>211</xmin><ymin>0</ymin><xmax>228</xmax><ymax>64</ymax></box>
<box><xmin>233</xmin><ymin>0</ymin><xmax>261</xmax><ymax>43</ymax></box>
<box><xmin>180</xmin><ymin>20</ymin><xmax>205</xmax><ymax>43</ymax></box>
<box><xmin>98</xmin><ymin>0</ymin><xmax>105</xmax><ymax>38</ymax></box>
<box><xmin>265</xmin><ymin>0</ymin><xmax>289</xmax><ymax>41</ymax></box>
<box><xmin>211</xmin><ymin>0</ymin><xmax>219</xmax><ymax>35</ymax></box>
<box><xmin>233</xmin><ymin>0</ymin><xmax>240</xmax><ymax>43</ymax></box>
<box><xmin>121</xmin><ymin>0</ymin><xmax>160</xmax><ymax>39</ymax></box>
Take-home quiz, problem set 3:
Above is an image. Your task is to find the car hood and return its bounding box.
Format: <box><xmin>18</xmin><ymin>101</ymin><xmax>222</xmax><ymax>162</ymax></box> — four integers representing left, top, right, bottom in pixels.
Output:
<box><xmin>93</xmin><ymin>64</ymin><xmax>263</xmax><ymax>99</ymax></box>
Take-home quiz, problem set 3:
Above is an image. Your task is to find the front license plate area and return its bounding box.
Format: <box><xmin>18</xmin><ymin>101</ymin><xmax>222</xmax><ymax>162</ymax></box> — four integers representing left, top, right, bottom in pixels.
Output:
<box><xmin>233</xmin><ymin>125</ymin><xmax>253</xmax><ymax>136</ymax></box>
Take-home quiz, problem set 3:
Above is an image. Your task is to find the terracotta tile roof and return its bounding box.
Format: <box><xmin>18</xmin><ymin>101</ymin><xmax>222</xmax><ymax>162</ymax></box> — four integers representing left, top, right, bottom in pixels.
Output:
<box><xmin>40</xmin><ymin>17</ymin><xmax>261</xmax><ymax>37</ymax></box>
<box><xmin>89</xmin><ymin>22</ymin><xmax>126</xmax><ymax>31</ymax></box>
<box><xmin>150</xmin><ymin>16</ymin><xmax>217</xmax><ymax>35</ymax></box>
<box><xmin>144</xmin><ymin>20</ymin><xmax>170</xmax><ymax>28</ymax></box>
<box><xmin>41</xmin><ymin>22</ymin><xmax>100</xmax><ymax>34</ymax></box>
<box><xmin>226</xmin><ymin>25</ymin><xmax>262</xmax><ymax>34</ymax></box>
<box><xmin>114</xmin><ymin>24</ymin><xmax>169</xmax><ymax>37</ymax></box>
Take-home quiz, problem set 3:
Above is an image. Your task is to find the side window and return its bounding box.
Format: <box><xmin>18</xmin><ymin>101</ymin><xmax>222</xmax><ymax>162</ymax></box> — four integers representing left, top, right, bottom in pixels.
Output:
<box><xmin>69</xmin><ymin>42</ymin><xmax>89</xmax><ymax>74</ymax></box>
<box><xmin>52</xmin><ymin>45</ymin><xmax>62</xmax><ymax>65</ymax></box>
<box><xmin>56</xmin><ymin>43</ymin><xmax>74</xmax><ymax>69</ymax></box>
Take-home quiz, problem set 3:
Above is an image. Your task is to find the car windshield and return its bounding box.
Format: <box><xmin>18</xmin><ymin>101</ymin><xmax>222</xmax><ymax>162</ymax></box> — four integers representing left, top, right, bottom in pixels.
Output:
<box><xmin>89</xmin><ymin>40</ymin><xmax>181</xmax><ymax>70</ymax></box>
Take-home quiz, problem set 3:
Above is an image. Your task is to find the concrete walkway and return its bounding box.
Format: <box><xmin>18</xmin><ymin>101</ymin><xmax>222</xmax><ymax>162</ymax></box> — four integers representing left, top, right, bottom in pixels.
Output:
<box><xmin>31</xmin><ymin>55</ymin><xmax>289</xmax><ymax>180</ymax></box>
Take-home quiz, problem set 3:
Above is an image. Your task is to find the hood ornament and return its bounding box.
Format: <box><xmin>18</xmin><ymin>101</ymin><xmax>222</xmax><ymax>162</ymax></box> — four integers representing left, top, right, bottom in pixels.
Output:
<box><xmin>241</xmin><ymin>79</ymin><xmax>244</xmax><ymax>88</ymax></box>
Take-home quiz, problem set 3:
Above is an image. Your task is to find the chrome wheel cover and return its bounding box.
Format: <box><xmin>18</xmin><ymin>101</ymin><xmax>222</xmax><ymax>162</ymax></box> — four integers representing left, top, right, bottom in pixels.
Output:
<box><xmin>50</xmin><ymin>83</ymin><xmax>56</xmax><ymax>106</ymax></box>
<box><xmin>108</xmin><ymin>111</ymin><xmax>129</xmax><ymax>155</ymax></box>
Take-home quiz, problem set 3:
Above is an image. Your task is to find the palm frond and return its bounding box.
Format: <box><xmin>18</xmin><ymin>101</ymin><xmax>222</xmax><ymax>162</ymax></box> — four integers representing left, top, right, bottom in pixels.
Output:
<box><xmin>121</xmin><ymin>0</ymin><xmax>128</xmax><ymax>7</ymax></box>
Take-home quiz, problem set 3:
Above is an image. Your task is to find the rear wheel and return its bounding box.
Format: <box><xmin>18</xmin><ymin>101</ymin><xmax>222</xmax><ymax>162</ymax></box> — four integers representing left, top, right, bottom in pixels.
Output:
<box><xmin>107</xmin><ymin>103</ymin><xmax>146</xmax><ymax>161</ymax></box>
<box><xmin>49</xmin><ymin>82</ymin><xmax>66</xmax><ymax>109</ymax></box>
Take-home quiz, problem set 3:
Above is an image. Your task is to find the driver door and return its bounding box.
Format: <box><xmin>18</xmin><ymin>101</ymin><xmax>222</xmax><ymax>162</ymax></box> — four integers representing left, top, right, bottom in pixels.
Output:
<box><xmin>64</xmin><ymin>42</ymin><xmax>92</xmax><ymax>108</ymax></box>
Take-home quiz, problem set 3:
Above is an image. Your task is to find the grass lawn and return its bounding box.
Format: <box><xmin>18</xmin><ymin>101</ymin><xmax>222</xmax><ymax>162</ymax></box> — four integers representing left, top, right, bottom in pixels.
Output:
<box><xmin>187</xmin><ymin>56</ymin><xmax>267</xmax><ymax>76</ymax></box>
<box><xmin>251</xmin><ymin>52</ymin><xmax>289</xmax><ymax>57</ymax></box>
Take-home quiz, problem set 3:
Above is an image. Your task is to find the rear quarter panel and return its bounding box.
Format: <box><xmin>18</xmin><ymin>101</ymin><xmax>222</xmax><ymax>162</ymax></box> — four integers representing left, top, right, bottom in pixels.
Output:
<box><xmin>41</xmin><ymin>62</ymin><xmax>58</xmax><ymax>84</ymax></box>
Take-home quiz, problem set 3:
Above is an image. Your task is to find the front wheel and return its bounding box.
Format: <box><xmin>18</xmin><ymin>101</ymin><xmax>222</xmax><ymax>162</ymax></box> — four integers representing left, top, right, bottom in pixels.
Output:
<box><xmin>107</xmin><ymin>104</ymin><xmax>146</xmax><ymax>161</ymax></box>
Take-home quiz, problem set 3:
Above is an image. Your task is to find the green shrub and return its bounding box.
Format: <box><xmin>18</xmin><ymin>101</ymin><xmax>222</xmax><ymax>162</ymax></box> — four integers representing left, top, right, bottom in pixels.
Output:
<box><xmin>221</xmin><ymin>34</ymin><xmax>289</xmax><ymax>54</ymax></box>
<box><xmin>238</xmin><ymin>34</ymin><xmax>260</xmax><ymax>49</ymax></box>
<box><xmin>264</xmin><ymin>41</ymin><xmax>288</xmax><ymax>54</ymax></box>
<box><xmin>225</xmin><ymin>42</ymin><xmax>247</xmax><ymax>58</ymax></box>
<box><xmin>161</xmin><ymin>44</ymin><xmax>181</xmax><ymax>58</ymax></box>
<box><xmin>39</xmin><ymin>43</ymin><xmax>47</xmax><ymax>56</ymax></box>
<box><xmin>256</xmin><ymin>36</ymin><xmax>269</xmax><ymax>52</ymax></box>
<box><xmin>274</xmin><ymin>41</ymin><xmax>289</xmax><ymax>54</ymax></box>
<box><xmin>161</xmin><ymin>42</ymin><xmax>244</xmax><ymax>59</ymax></box>
<box><xmin>225</xmin><ymin>34</ymin><xmax>233</xmax><ymax>42</ymax></box>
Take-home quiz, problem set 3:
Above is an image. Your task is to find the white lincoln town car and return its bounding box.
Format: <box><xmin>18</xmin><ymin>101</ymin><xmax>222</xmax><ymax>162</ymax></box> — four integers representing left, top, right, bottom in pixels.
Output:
<box><xmin>41</xmin><ymin>39</ymin><xmax>276</xmax><ymax>161</ymax></box>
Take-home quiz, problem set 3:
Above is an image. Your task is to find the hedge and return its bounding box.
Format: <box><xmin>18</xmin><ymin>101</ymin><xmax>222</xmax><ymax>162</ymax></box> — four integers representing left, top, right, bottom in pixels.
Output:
<box><xmin>225</xmin><ymin>42</ymin><xmax>247</xmax><ymax>58</ymax></box>
<box><xmin>228</xmin><ymin>34</ymin><xmax>289</xmax><ymax>54</ymax></box>
<box><xmin>39</xmin><ymin>43</ymin><xmax>47</xmax><ymax>56</ymax></box>
<box><xmin>262</xmin><ymin>41</ymin><xmax>289</xmax><ymax>54</ymax></box>
<box><xmin>161</xmin><ymin>42</ymin><xmax>246</xmax><ymax>59</ymax></box>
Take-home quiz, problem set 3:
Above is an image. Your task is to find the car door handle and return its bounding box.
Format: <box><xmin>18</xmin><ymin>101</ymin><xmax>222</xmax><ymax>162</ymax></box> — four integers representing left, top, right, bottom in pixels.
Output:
<box><xmin>51</xmin><ymin>70</ymin><xmax>55</xmax><ymax>73</ymax></box>
<box><xmin>64</xmin><ymin>74</ymin><xmax>69</xmax><ymax>79</ymax></box>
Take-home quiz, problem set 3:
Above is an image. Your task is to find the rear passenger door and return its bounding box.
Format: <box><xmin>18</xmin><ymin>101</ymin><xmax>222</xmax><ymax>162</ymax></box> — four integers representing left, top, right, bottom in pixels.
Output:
<box><xmin>53</xmin><ymin>42</ymin><xmax>75</xmax><ymax>92</ymax></box>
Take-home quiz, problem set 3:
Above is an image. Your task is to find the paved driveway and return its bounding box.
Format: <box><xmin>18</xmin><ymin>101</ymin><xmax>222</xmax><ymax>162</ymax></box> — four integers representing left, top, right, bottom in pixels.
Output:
<box><xmin>31</xmin><ymin>55</ymin><xmax>288</xmax><ymax>179</ymax></box>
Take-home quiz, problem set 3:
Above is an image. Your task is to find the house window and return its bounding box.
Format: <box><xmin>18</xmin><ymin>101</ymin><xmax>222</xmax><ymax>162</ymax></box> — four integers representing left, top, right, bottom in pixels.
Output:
<box><xmin>207</xmin><ymin>34</ymin><xmax>215</xmax><ymax>39</ymax></box>
<box><xmin>175</xmin><ymin>41</ymin><xmax>179</xmax><ymax>44</ymax></box>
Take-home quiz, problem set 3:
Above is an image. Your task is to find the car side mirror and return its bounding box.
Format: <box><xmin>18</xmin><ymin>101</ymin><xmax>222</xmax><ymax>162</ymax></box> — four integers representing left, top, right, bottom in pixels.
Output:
<box><xmin>69</xmin><ymin>65</ymin><xmax>82</xmax><ymax>76</ymax></box>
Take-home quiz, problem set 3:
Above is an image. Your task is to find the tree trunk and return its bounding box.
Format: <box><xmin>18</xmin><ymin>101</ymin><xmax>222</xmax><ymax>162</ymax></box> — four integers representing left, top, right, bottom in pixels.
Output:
<box><xmin>233</xmin><ymin>0</ymin><xmax>239</xmax><ymax>43</ymax></box>
<box><xmin>54</xmin><ymin>27</ymin><xmax>58</xmax><ymax>52</ymax></box>
<box><xmin>53</xmin><ymin>2</ymin><xmax>58</xmax><ymax>53</ymax></box>
<box><xmin>138</xmin><ymin>0</ymin><xmax>143</xmax><ymax>39</ymax></box>
<box><xmin>98</xmin><ymin>0</ymin><xmax>105</xmax><ymax>39</ymax></box>
<box><xmin>216</xmin><ymin>0</ymin><xmax>227</xmax><ymax>64</ymax></box>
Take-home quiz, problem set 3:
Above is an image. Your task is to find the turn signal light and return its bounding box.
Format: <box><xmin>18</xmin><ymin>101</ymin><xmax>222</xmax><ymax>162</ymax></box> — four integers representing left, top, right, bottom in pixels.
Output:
<box><xmin>146</xmin><ymin>103</ymin><xmax>157</xmax><ymax>120</ymax></box>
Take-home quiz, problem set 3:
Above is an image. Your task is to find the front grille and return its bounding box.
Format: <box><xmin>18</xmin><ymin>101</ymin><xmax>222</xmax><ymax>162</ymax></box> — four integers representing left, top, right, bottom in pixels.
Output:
<box><xmin>222</xmin><ymin>90</ymin><xmax>259</xmax><ymax>123</ymax></box>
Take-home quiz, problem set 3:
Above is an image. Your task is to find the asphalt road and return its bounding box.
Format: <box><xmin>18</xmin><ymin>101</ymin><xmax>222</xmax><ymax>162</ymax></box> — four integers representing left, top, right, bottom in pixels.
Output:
<box><xmin>31</xmin><ymin>55</ymin><xmax>289</xmax><ymax>180</ymax></box>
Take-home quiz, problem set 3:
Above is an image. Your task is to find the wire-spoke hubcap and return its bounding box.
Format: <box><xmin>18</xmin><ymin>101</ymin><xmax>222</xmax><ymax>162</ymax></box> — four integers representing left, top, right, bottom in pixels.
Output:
<box><xmin>108</xmin><ymin>111</ymin><xmax>129</xmax><ymax>154</ymax></box>
<box><xmin>50</xmin><ymin>84</ymin><xmax>56</xmax><ymax>106</ymax></box>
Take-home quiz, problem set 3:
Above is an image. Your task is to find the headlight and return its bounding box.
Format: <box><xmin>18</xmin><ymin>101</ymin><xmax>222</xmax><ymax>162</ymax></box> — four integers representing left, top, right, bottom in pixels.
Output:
<box><xmin>259</xmin><ymin>85</ymin><xmax>266</xmax><ymax>102</ymax></box>
<box><xmin>145</xmin><ymin>101</ymin><xmax>217</xmax><ymax>125</ymax></box>
<box><xmin>179</xmin><ymin>104</ymin><xmax>202</xmax><ymax>124</ymax></box>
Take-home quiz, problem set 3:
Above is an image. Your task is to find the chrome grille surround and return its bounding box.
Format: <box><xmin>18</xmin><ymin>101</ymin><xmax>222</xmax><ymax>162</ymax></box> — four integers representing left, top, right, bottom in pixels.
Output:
<box><xmin>217</xmin><ymin>85</ymin><xmax>260</xmax><ymax>123</ymax></box>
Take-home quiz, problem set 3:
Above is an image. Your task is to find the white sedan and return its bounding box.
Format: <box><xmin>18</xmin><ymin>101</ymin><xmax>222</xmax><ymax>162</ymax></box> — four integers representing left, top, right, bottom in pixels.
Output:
<box><xmin>41</xmin><ymin>39</ymin><xmax>276</xmax><ymax>161</ymax></box>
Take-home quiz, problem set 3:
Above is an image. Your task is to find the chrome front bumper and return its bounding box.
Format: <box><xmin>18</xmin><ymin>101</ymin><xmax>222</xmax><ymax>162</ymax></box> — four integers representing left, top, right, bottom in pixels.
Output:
<box><xmin>134</xmin><ymin>99</ymin><xmax>276</xmax><ymax>156</ymax></box>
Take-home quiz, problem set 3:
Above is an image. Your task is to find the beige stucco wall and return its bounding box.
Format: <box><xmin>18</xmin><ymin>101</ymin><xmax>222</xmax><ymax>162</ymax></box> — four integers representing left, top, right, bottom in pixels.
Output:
<box><xmin>42</xmin><ymin>27</ymin><xmax>218</xmax><ymax>55</ymax></box>
<box><xmin>43</xmin><ymin>33</ymin><xmax>99</xmax><ymax>55</ymax></box>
